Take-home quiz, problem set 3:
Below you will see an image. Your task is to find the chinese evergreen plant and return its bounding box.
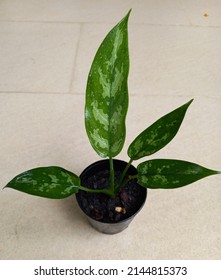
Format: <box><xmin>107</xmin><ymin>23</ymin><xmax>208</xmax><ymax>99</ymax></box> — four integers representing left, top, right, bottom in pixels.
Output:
<box><xmin>4</xmin><ymin>10</ymin><xmax>220</xmax><ymax>199</ymax></box>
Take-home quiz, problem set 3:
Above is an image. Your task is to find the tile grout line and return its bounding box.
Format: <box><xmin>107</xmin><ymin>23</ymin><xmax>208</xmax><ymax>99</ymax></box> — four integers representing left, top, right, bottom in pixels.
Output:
<box><xmin>0</xmin><ymin>19</ymin><xmax>220</xmax><ymax>29</ymax></box>
<box><xmin>68</xmin><ymin>23</ymin><xmax>84</xmax><ymax>94</ymax></box>
<box><xmin>0</xmin><ymin>91</ymin><xmax>220</xmax><ymax>100</ymax></box>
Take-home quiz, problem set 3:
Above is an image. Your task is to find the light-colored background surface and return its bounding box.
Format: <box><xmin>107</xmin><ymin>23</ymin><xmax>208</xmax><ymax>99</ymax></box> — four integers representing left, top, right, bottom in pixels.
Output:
<box><xmin>0</xmin><ymin>0</ymin><xmax>220</xmax><ymax>260</ymax></box>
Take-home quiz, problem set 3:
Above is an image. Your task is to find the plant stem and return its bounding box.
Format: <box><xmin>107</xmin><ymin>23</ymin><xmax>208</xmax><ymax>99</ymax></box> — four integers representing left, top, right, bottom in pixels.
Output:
<box><xmin>109</xmin><ymin>156</ymin><xmax>115</xmax><ymax>195</ymax></box>
<box><xmin>117</xmin><ymin>158</ymin><xmax>133</xmax><ymax>192</ymax></box>
<box><xmin>128</xmin><ymin>174</ymin><xmax>138</xmax><ymax>180</ymax></box>
<box><xmin>78</xmin><ymin>157</ymin><xmax>116</xmax><ymax>199</ymax></box>
<box><xmin>78</xmin><ymin>185</ymin><xmax>113</xmax><ymax>197</ymax></box>
<box><xmin>120</xmin><ymin>174</ymin><xmax>138</xmax><ymax>190</ymax></box>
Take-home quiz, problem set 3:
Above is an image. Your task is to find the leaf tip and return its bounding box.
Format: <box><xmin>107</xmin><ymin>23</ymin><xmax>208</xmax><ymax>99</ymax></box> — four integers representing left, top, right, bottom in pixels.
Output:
<box><xmin>186</xmin><ymin>98</ymin><xmax>194</xmax><ymax>107</ymax></box>
<box><xmin>2</xmin><ymin>183</ymin><xmax>10</xmax><ymax>190</ymax></box>
<box><xmin>127</xmin><ymin>8</ymin><xmax>132</xmax><ymax>16</ymax></box>
<box><xmin>189</xmin><ymin>98</ymin><xmax>194</xmax><ymax>104</ymax></box>
<box><xmin>124</xmin><ymin>9</ymin><xmax>132</xmax><ymax>22</ymax></box>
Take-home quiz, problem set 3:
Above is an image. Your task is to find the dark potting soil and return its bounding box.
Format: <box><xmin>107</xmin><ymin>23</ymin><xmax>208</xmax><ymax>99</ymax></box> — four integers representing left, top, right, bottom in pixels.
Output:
<box><xmin>77</xmin><ymin>169</ymin><xmax>146</xmax><ymax>223</ymax></box>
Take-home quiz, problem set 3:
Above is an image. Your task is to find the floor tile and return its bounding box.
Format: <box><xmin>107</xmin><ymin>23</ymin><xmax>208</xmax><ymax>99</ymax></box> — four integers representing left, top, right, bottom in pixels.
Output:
<box><xmin>129</xmin><ymin>25</ymin><xmax>221</xmax><ymax>97</ymax></box>
<box><xmin>0</xmin><ymin>22</ymin><xmax>80</xmax><ymax>93</ymax></box>
<box><xmin>0</xmin><ymin>93</ymin><xmax>92</xmax><ymax>183</ymax></box>
<box><xmin>181</xmin><ymin>0</ymin><xmax>221</xmax><ymax>27</ymax></box>
<box><xmin>129</xmin><ymin>0</ymin><xmax>190</xmax><ymax>25</ymax></box>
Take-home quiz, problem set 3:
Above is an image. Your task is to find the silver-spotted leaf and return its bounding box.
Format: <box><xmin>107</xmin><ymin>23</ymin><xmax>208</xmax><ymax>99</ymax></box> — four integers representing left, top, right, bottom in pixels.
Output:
<box><xmin>4</xmin><ymin>166</ymin><xmax>80</xmax><ymax>198</ymax></box>
<box><xmin>137</xmin><ymin>159</ymin><xmax>220</xmax><ymax>189</ymax></box>
<box><xmin>85</xmin><ymin>11</ymin><xmax>130</xmax><ymax>157</ymax></box>
<box><xmin>128</xmin><ymin>99</ymin><xmax>193</xmax><ymax>160</ymax></box>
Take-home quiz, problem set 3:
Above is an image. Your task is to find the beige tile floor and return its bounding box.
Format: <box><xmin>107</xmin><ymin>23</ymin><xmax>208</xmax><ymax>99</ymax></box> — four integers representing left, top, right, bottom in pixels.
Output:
<box><xmin>0</xmin><ymin>0</ymin><xmax>220</xmax><ymax>260</ymax></box>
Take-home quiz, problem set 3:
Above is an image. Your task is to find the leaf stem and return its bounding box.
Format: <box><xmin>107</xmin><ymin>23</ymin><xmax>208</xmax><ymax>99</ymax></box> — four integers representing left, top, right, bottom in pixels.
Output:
<box><xmin>78</xmin><ymin>185</ymin><xmax>113</xmax><ymax>197</ymax></box>
<box><xmin>109</xmin><ymin>156</ymin><xmax>115</xmax><ymax>195</ymax></box>
<box><xmin>128</xmin><ymin>174</ymin><xmax>138</xmax><ymax>180</ymax></box>
<box><xmin>117</xmin><ymin>174</ymin><xmax>139</xmax><ymax>193</ymax></box>
<box><xmin>117</xmin><ymin>158</ymin><xmax>133</xmax><ymax>192</ymax></box>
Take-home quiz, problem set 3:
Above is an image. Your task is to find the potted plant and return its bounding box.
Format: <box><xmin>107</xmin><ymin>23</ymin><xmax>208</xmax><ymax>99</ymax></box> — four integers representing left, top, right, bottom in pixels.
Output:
<box><xmin>3</xmin><ymin>10</ymin><xmax>220</xmax><ymax>234</ymax></box>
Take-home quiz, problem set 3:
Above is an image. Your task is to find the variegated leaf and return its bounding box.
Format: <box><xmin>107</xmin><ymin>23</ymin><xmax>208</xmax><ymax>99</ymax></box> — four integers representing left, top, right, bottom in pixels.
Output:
<box><xmin>128</xmin><ymin>99</ymin><xmax>193</xmax><ymax>160</ymax></box>
<box><xmin>137</xmin><ymin>159</ymin><xmax>220</xmax><ymax>189</ymax></box>
<box><xmin>85</xmin><ymin>11</ymin><xmax>130</xmax><ymax>157</ymax></box>
<box><xmin>4</xmin><ymin>166</ymin><xmax>80</xmax><ymax>198</ymax></box>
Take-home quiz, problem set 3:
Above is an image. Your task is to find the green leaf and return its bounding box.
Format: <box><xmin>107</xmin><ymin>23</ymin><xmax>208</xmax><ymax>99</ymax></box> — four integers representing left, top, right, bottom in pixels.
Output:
<box><xmin>137</xmin><ymin>159</ymin><xmax>220</xmax><ymax>189</ymax></box>
<box><xmin>85</xmin><ymin>10</ymin><xmax>131</xmax><ymax>157</ymax></box>
<box><xmin>4</xmin><ymin>166</ymin><xmax>81</xmax><ymax>199</ymax></box>
<box><xmin>128</xmin><ymin>99</ymin><xmax>193</xmax><ymax>160</ymax></box>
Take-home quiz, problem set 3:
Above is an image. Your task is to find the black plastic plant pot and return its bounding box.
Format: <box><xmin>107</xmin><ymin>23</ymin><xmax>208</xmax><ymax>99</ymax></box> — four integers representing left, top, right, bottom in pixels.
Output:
<box><xmin>76</xmin><ymin>159</ymin><xmax>147</xmax><ymax>234</ymax></box>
